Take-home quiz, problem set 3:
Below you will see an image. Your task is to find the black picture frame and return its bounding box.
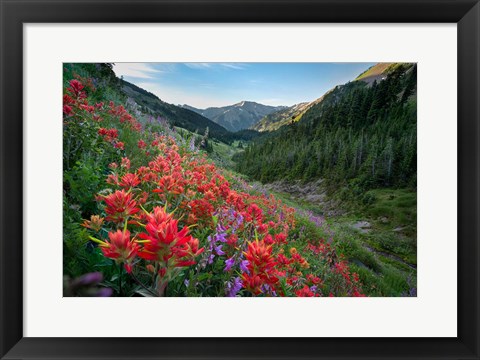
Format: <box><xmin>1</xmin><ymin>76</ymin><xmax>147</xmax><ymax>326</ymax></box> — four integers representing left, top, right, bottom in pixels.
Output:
<box><xmin>1</xmin><ymin>1</ymin><xmax>479</xmax><ymax>359</ymax></box>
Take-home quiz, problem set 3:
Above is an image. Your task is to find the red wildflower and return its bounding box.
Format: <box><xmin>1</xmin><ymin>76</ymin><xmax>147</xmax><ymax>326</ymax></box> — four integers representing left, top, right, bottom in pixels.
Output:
<box><xmin>174</xmin><ymin>237</ymin><xmax>204</xmax><ymax>267</ymax></box>
<box><xmin>306</xmin><ymin>274</ymin><xmax>322</xmax><ymax>286</ymax></box>
<box><xmin>63</xmin><ymin>94</ymin><xmax>74</xmax><ymax>105</ymax></box>
<box><xmin>137</xmin><ymin>207</ymin><xmax>203</xmax><ymax>266</ymax></box>
<box><xmin>98</xmin><ymin>128</ymin><xmax>118</xmax><ymax>141</ymax></box>
<box><xmin>275</xmin><ymin>233</ymin><xmax>287</xmax><ymax>244</ymax></box>
<box><xmin>241</xmin><ymin>274</ymin><xmax>264</xmax><ymax>295</ymax></box>
<box><xmin>290</xmin><ymin>248</ymin><xmax>310</xmax><ymax>269</ymax></box>
<box><xmin>103</xmin><ymin>190</ymin><xmax>139</xmax><ymax>223</ymax></box>
<box><xmin>121</xmin><ymin>157</ymin><xmax>130</xmax><ymax>169</ymax></box>
<box><xmin>154</xmin><ymin>175</ymin><xmax>184</xmax><ymax>195</ymax></box>
<box><xmin>138</xmin><ymin>191</ymin><xmax>149</xmax><ymax>205</ymax></box>
<box><xmin>242</xmin><ymin>239</ymin><xmax>278</xmax><ymax>294</ymax></box>
<box><xmin>100</xmin><ymin>229</ymin><xmax>138</xmax><ymax>273</ymax></box>
<box><xmin>120</xmin><ymin>173</ymin><xmax>140</xmax><ymax>189</ymax></box>
<box><xmin>68</xmin><ymin>79</ymin><xmax>85</xmax><ymax>97</ymax></box>
<box><xmin>106</xmin><ymin>174</ymin><xmax>120</xmax><ymax>186</ymax></box>
<box><xmin>188</xmin><ymin>198</ymin><xmax>215</xmax><ymax>222</ymax></box>
<box><xmin>276</xmin><ymin>253</ymin><xmax>293</xmax><ymax>266</ymax></box>
<box><xmin>79</xmin><ymin>104</ymin><xmax>95</xmax><ymax>113</ymax></box>
<box><xmin>353</xmin><ymin>289</ymin><xmax>366</xmax><ymax>297</ymax></box>
<box><xmin>263</xmin><ymin>234</ymin><xmax>274</xmax><ymax>245</ymax></box>
<box><xmin>295</xmin><ymin>285</ymin><xmax>316</xmax><ymax>297</ymax></box>
<box><xmin>257</xmin><ymin>223</ymin><xmax>268</xmax><ymax>234</ymax></box>
<box><xmin>63</xmin><ymin>105</ymin><xmax>73</xmax><ymax>115</ymax></box>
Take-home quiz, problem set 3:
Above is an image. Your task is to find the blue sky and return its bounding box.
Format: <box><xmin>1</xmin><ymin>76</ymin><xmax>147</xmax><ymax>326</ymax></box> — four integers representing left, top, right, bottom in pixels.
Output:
<box><xmin>113</xmin><ymin>63</ymin><xmax>375</xmax><ymax>109</ymax></box>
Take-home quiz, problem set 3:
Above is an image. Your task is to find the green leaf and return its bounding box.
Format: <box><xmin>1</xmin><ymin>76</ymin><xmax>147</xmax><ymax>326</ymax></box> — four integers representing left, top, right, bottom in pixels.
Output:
<box><xmin>135</xmin><ymin>288</ymin><xmax>156</xmax><ymax>297</ymax></box>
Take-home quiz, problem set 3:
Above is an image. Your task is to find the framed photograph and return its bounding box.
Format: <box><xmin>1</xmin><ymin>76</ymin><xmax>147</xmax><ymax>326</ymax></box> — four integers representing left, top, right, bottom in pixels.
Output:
<box><xmin>1</xmin><ymin>0</ymin><xmax>479</xmax><ymax>359</ymax></box>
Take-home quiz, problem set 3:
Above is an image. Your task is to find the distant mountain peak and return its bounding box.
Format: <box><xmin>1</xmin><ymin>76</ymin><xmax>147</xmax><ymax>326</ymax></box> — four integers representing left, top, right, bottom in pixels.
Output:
<box><xmin>181</xmin><ymin>101</ymin><xmax>286</xmax><ymax>132</ymax></box>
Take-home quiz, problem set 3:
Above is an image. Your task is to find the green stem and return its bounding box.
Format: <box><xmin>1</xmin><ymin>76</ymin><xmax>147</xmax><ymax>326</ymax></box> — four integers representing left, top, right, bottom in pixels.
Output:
<box><xmin>130</xmin><ymin>272</ymin><xmax>158</xmax><ymax>297</ymax></box>
<box><xmin>118</xmin><ymin>263</ymin><xmax>123</xmax><ymax>296</ymax></box>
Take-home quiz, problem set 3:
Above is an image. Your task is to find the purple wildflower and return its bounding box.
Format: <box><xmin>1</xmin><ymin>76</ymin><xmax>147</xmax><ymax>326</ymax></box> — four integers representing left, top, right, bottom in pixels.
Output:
<box><xmin>239</xmin><ymin>259</ymin><xmax>250</xmax><ymax>273</ymax></box>
<box><xmin>207</xmin><ymin>253</ymin><xmax>215</xmax><ymax>265</ymax></box>
<box><xmin>214</xmin><ymin>244</ymin><xmax>225</xmax><ymax>256</ymax></box>
<box><xmin>96</xmin><ymin>288</ymin><xmax>113</xmax><ymax>297</ymax></box>
<box><xmin>216</xmin><ymin>224</ymin><xmax>228</xmax><ymax>240</ymax></box>
<box><xmin>260</xmin><ymin>284</ymin><xmax>277</xmax><ymax>297</ymax></box>
<box><xmin>225</xmin><ymin>277</ymin><xmax>243</xmax><ymax>297</ymax></box>
<box><xmin>71</xmin><ymin>272</ymin><xmax>103</xmax><ymax>287</ymax></box>
<box><xmin>206</xmin><ymin>223</ymin><xmax>228</xmax><ymax>264</ymax></box>
<box><xmin>224</xmin><ymin>257</ymin><xmax>235</xmax><ymax>272</ymax></box>
<box><xmin>189</xmin><ymin>137</ymin><xmax>196</xmax><ymax>152</ymax></box>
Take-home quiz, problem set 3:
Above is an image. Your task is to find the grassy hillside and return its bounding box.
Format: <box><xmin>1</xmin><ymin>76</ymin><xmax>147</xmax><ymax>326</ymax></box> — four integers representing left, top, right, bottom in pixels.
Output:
<box><xmin>355</xmin><ymin>62</ymin><xmax>394</xmax><ymax>84</ymax></box>
<box><xmin>251</xmin><ymin>89</ymin><xmax>338</xmax><ymax>132</ymax></box>
<box><xmin>121</xmin><ymin>80</ymin><xmax>236</xmax><ymax>143</ymax></box>
<box><xmin>251</xmin><ymin>102</ymin><xmax>311</xmax><ymax>132</ymax></box>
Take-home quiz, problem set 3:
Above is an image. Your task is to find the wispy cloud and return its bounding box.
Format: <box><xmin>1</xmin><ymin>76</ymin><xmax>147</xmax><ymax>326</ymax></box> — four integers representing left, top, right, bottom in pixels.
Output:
<box><xmin>221</xmin><ymin>63</ymin><xmax>247</xmax><ymax>70</ymax></box>
<box><xmin>113</xmin><ymin>63</ymin><xmax>162</xmax><ymax>79</ymax></box>
<box><xmin>184</xmin><ymin>63</ymin><xmax>212</xmax><ymax>70</ymax></box>
<box><xmin>184</xmin><ymin>63</ymin><xmax>247</xmax><ymax>71</ymax></box>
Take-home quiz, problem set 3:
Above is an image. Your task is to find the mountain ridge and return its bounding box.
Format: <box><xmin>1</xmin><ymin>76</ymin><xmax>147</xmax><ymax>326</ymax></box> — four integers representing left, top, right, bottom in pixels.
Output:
<box><xmin>181</xmin><ymin>101</ymin><xmax>286</xmax><ymax>132</ymax></box>
<box><xmin>120</xmin><ymin>80</ymin><xmax>239</xmax><ymax>143</ymax></box>
<box><xmin>251</xmin><ymin>63</ymin><xmax>414</xmax><ymax>132</ymax></box>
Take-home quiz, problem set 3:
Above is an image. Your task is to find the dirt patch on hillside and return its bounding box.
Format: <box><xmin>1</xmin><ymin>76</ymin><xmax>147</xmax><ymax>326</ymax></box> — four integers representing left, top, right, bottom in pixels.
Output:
<box><xmin>263</xmin><ymin>179</ymin><xmax>345</xmax><ymax>217</ymax></box>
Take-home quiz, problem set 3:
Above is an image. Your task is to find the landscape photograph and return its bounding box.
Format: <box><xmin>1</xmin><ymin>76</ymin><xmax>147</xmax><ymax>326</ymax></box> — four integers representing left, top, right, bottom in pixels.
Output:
<box><xmin>63</xmin><ymin>62</ymin><xmax>417</xmax><ymax>297</ymax></box>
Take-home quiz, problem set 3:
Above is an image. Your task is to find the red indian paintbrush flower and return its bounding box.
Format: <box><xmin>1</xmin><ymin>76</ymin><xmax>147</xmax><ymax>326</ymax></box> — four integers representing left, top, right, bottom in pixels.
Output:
<box><xmin>295</xmin><ymin>285</ymin><xmax>316</xmax><ymax>297</ymax></box>
<box><xmin>100</xmin><ymin>229</ymin><xmax>138</xmax><ymax>273</ymax></box>
<box><xmin>241</xmin><ymin>274</ymin><xmax>264</xmax><ymax>295</ymax></box>
<box><xmin>120</xmin><ymin>173</ymin><xmax>141</xmax><ymax>189</ymax></box>
<box><xmin>63</xmin><ymin>105</ymin><xmax>73</xmax><ymax>115</ymax></box>
<box><xmin>153</xmin><ymin>175</ymin><xmax>184</xmax><ymax>195</ymax></box>
<box><xmin>103</xmin><ymin>189</ymin><xmax>139</xmax><ymax>223</ymax></box>
<box><xmin>242</xmin><ymin>239</ymin><xmax>278</xmax><ymax>295</ymax></box>
<box><xmin>67</xmin><ymin>79</ymin><xmax>85</xmax><ymax>99</ymax></box>
<box><xmin>243</xmin><ymin>239</ymin><xmax>276</xmax><ymax>272</ymax></box>
<box><xmin>137</xmin><ymin>206</ymin><xmax>203</xmax><ymax>266</ymax></box>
